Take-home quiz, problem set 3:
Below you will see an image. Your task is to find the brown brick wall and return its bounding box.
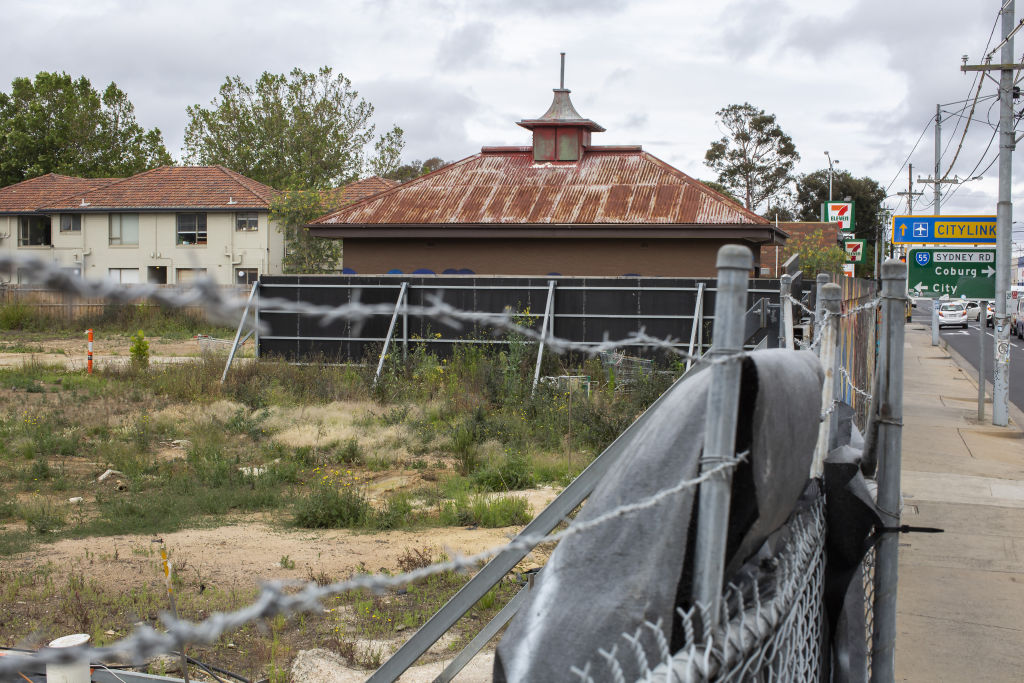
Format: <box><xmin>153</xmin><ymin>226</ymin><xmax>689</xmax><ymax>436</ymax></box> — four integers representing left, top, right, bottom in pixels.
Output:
<box><xmin>341</xmin><ymin>238</ymin><xmax>763</xmax><ymax>277</ymax></box>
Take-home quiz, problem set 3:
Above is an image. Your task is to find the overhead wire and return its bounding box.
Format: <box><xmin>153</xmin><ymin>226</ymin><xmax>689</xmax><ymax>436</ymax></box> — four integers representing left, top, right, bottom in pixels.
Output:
<box><xmin>942</xmin><ymin>47</ymin><xmax>1024</xmax><ymax>207</ymax></box>
<box><xmin>889</xmin><ymin>9</ymin><xmax>1001</xmax><ymax>196</ymax></box>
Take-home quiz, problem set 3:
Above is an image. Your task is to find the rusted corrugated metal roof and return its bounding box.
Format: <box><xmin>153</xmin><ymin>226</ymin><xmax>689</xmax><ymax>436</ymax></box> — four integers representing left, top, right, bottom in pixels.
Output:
<box><xmin>321</xmin><ymin>176</ymin><xmax>399</xmax><ymax>209</ymax></box>
<box><xmin>308</xmin><ymin>148</ymin><xmax>769</xmax><ymax>227</ymax></box>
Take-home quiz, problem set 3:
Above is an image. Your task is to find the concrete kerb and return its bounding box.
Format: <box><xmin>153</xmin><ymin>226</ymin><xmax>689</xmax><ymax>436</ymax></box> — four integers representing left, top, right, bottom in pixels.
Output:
<box><xmin>937</xmin><ymin>333</ymin><xmax>1024</xmax><ymax>433</ymax></box>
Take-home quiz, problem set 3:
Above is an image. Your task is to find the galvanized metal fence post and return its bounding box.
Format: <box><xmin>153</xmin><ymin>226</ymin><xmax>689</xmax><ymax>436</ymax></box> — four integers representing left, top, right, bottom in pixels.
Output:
<box><xmin>931</xmin><ymin>298</ymin><xmax>939</xmax><ymax>346</ymax></box>
<box><xmin>812</xmin><ymin>284</ymin><xmax>841</xmax><ymax>478</ymax></box>
<box><xmin>872</xmin><ymin>259</ymin><xmax>907</xmax><ymax>682</ymax></box>
<box><xmin>532</xmin><ymin>280</ymin><xmax>556</xmax><ymax>393</ymax></box>
<box><xmin>692</xmin><ymin>244</ymin><xmax>753</xmax><ymax>636</ymax></box>
<box><xmin>373</xmin><ymin>282</ymin><xmax>408</xmax><ymax>386</ymax></box>
<box><xmin>253</xmin><ymin>279</ymin><xmax>260</xmax><ymax>360</ymax></box>
<box><xmin>780</xmin><ymin>274</ymin><xmax>794</xmax><ymax>350</ymax></box>
<box><xmin>815</xmin><ymin>273</ymin><xmax>830</xmax><ymax>356</ymax></box>
<box><xmin>221</xmin><ymin>280</ymin><xmax>258</xmax><ymax>383</ymax></box>
<box><xmin>979</xmin><ymin>299</ymin><xmax>986</xmax><ymax>421</ymax></box>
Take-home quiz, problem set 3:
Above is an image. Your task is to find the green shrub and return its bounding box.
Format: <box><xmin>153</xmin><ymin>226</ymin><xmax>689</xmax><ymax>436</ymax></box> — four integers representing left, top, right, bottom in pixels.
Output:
<box><xmin>333</xmin><ymin>438</ymin><xmax>364</xmax><ymax>465</ymax></box>
<box><xmin>450</xmin><ymin>424</ymin><xmax>479</xmax><ymax>475</ymax></box>
<box><xmin>20</xmin><ymin>498</ymin><xmax>66</xmax><ymax>534</ymax></box>
<box><xmin>439</xmin><ymin>493</ymin><xmax>531</xmax><ymax>528</ymax></box>
<box><xmin>129</xmin><ymin>330</ymin><xmax>150</xmax><ymax>370</ymax></box>
<box><xmin>372</xmin><ymin>493</ymin><xmax>415</xmax><ymax>531</ymax></box>
<box><xmin>473</xmin><ymin>453</ymin><xmax>535</xmax><ymax>491</ymax></box>
<box><xmin>294</xmin><ymin>485</ymin><xmax>371</xmax><ymax>529</ymax></box>
<box><xmin>0</xmin><ymin>302</ymin><xmax>38</xmax><ymax>330</ymax></box>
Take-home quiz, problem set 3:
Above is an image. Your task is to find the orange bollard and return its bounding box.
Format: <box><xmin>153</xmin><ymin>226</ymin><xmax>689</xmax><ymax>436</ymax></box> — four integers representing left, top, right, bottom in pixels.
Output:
<box><xmin>87</xmin><ymin>328</ymin><xmax>93</xmax><ymax>374</ymax></box>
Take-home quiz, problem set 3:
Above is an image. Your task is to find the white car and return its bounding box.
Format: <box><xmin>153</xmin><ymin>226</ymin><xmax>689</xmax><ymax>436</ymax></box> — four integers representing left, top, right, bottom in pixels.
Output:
<box><xmin>938</xmin><ymin>303</ymin><xmax>969</xmax><ymax>329</ymax></box>
<box><xmin>964</xmin><ymin>301</ymin><xmax>981</xmax><ymax>321</ymax></box>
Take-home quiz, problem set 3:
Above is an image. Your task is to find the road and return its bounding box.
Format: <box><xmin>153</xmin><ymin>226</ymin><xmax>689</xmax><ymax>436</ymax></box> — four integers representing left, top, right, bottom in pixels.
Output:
<box><xmin>910</xmin><ymin>301</ymin><xmax>1024</xmax><ymax>413</ymax></box>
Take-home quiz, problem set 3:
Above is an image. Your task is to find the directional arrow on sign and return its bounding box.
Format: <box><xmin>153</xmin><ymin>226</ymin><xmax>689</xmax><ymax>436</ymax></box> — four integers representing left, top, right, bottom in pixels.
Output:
<box><xmin>982</xmin><ymin>265</ymin><xmax>996</xmax><ymax>277</ymax></box>
<box><xmin>913</xmin><ymin>282</ymin><xmax>925</xmax><ymax>294</ymax></box>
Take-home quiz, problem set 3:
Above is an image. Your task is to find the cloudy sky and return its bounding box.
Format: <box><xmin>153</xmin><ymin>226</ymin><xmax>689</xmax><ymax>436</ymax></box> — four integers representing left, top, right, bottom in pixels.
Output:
<box><xmin>3</xmin><ymin>0</ymin><xmax>1018</xmax><ymax>221</ymax></box>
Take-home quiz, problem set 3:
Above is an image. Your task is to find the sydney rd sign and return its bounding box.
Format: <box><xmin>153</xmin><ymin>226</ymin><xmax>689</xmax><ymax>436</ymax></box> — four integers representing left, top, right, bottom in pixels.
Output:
<box><xmin>907</xmin><ymin>248</ymin><xmax>996</xmax><ymax>298</ymax></box>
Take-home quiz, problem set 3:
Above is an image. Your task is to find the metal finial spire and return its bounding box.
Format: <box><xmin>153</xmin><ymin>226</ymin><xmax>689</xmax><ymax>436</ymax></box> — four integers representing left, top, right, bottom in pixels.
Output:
<box><xmin>560</xmin><ymin>52</ymin><xmax>565</xmax><ymax>89</ymax></box>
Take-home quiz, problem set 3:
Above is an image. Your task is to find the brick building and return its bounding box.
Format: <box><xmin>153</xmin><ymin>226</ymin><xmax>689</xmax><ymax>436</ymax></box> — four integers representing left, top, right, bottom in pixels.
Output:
<box><xmin>307</xmin><ymin>80</ymin><xmax>788</xmax><ymax>277</ymax></box>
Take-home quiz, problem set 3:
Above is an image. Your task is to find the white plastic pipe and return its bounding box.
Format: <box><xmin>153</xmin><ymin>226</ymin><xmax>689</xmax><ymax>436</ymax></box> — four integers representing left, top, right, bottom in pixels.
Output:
<box><xmin>46</xmin><ymin>633</ymin><xmax>90</xmax><ymax>683</ymax></box>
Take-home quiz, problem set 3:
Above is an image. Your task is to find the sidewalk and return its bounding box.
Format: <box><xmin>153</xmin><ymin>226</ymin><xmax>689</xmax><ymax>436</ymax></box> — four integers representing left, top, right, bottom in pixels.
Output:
<box><xmin>895</xmin><ymin>323</ymin><xmax>1024</xmax><ymax>681</ymax></box>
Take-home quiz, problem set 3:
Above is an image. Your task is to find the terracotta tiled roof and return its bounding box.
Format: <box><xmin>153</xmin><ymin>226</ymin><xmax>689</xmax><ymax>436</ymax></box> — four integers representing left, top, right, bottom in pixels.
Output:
<box><xmin>38</xmin><ymin>166</ymin><xmax>278</xmax><ymax>211</ymax></box>
<box><xmin>308</xmin><ymin>148</ymin><xmax>770</xmax><ymax>227</ymax></box>
<box><xmin>0</xmin><ymin>174</ymin><xmax>118</xmax><ymax>213</ymax></box>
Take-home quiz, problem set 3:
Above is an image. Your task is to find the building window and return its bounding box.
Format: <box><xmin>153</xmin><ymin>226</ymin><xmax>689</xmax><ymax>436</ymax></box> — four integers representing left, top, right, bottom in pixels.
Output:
<box><xmin>236</xmin><ymin>212</ymin><xmax>259</xmax><ymax>231</ymax></box>
<box><xmin>176</xmin><ymin>213</ymin><xmax>207</xmax><ymax>245</ymax></box>
<box><xmin>176</xmin><ymin>268</ymin><xmax>207</xmax><ymax>284</ymax></box>
<box><xmin>147</xmin><ymin>266</ymin><xmax>167</xmax><ymax>284</ymax></box>
<box><xmin>236</xmin><ymin>268</ymin><xmax>258</xmax><ymax>285</ymax></box>
<box><xmin>60</xmin><ymin>214</ymin><xmax>81</xmax><ymax>232</ymax></box>
<box><xmin>108</xmin><ymin>268</ymin><xmax>139</xmax><ymax>284</ymax></box>
<box><xmin>18</xmin><ymin>216</ymin><xmax>51</xmax><ymax>246</ymax></box>
<box><xmin>109</xmin><ymin>213</ymin><xmax>140</xmax><ymax>245</ymax></box>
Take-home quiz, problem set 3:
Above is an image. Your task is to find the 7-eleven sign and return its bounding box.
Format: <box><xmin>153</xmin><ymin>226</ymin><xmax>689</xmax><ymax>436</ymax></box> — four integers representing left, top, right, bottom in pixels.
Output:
<box><xmin>844</xmin><ymin>239</ymin><xmax>866</xmax><ymax>263</ymax></box>
<box><xmin>823</xmin><ymin>201</ymin><xmax>855</xmax><ymax>233</ymax></box>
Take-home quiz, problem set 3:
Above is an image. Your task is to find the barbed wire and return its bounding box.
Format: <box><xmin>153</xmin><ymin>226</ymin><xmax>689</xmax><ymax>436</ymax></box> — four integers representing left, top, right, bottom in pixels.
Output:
<box><xmin>792</xmin><ymin>297</ymin><xmax>881</xmax><ymax>354</ymax></box>
<box><xmin>839</xmin><ymin>365</ymin><xmax>873</xmax><ymax>403</ymax></box>
<box><xmin>0</xmin><ymin>458</ymin><xmax>743</xmax><ymax>676</ymax></box>
<box><xmin>1</xmin><ymin>253</ymin><xmax>730</xmax><ymax>364</ymax></box>
<box><xmin>0</xmin><ymin>254</ymin><xmax>884</xmax><ymax>677</ymax></box>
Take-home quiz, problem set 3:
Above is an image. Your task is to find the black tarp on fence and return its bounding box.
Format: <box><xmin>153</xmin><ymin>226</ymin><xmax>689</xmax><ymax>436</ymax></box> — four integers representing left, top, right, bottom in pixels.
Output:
<box><xmin>256</xmin><ymin>275</ymin><xmax>813</xmax><ymax>362</ymax></box>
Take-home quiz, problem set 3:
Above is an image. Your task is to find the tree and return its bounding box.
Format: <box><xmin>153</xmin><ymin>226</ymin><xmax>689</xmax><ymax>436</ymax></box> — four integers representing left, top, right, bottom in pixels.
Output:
<box><xmin>0</xmin><ymin>72</ymin><xmax>172</xmax><ymax>186</ymax></box>
<box><xmin>271</xmin><ymin>190</ymin><xmax>341</xmax><ymax>274</ymax></box>
<box><xmin>795</xmin><ymin>169</ymin><xmax>887</xmax><ymax>243</ymax></box>
<box><xmin>384</xmin><ymin>156</ymin><xmax>449</xmax><ymax>183</ymax></box>
<box><xmin>698</xmin><ymin>179</ymin><xmax>742</xmax><ymax>205</ymax></box>
<box><xmin>704</xmin><ymin>103</ymin><xmax>800</xmax><ymax>211</ymax></box>
<box><xmin>782</xmin><ymin>228</ymin><xmax>848</xmax><ymax>278</ymax></box>
<box><xmin>184</xmin><ymin>67</ymin><xmax>404</xmax><ymax>190</ymax></box>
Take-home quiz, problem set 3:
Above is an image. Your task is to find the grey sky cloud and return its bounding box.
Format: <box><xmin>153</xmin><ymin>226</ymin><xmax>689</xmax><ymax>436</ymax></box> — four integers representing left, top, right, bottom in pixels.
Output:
<box><xmin>436</xmin><ymin>22</ymin><xmax>497</xmax><ymax>72</ymax></box>
<box><xmin>0</xmin><ymin>0</ymin><xmax>1019</xmax><ymax>221</ymax></box>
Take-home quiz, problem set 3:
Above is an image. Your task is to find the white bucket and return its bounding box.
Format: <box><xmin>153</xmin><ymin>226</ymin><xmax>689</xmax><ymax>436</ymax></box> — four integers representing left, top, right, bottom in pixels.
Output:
<box><xmin>45</xmin><ymin>633</ymin><xmax>90</xmax><ymax>683</ymax></box>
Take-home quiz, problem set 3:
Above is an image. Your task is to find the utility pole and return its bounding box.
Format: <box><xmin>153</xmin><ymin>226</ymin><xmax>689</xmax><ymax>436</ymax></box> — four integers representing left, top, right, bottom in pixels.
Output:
<box><xmin>897</xmin><ymin>164</ymin><xmax>924</xmax><ymax>216</ymax></box>
<box><xmin>896</xmin><ymin>165</ymin><xmax>925</xmax><ymax>261</ymax></box>
<box><xmin>935</xmin><ymin>104</ymin><xmax>941</xmax><ymax>213</ymax></box>
<box><xmin>995</xmin><ymin>3</ymin><xmax>1016</xmax><ymax>427</ymax></box>
<box><xmin>962</xmin><ymin>2</ymin><xmax>1020</xmax><ymax>426</ymax></box>
<box><xmin>916</xmin><ymin>103</ymin><xmax>971</xmax><ymax>215</ymax></box>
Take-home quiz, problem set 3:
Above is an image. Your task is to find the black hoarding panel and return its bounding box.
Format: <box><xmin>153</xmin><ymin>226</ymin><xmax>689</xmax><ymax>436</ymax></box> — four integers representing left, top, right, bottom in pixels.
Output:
<box><xmin>254</xmin><ymin>276</ymin><xmax>790</xmax><ymax>362</ymax></box>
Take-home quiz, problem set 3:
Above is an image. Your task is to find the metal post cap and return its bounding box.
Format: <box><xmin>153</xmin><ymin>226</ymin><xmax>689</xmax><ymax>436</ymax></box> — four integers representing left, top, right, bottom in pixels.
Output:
<box><xmin>780</xmin><ymin>274</ymin><xmax>792</xmax><ymax>284</ymax></box>
<box><xmin>716</xmin><ymin>244</ymin><xmax>754</xmax><ymax>270</ymax></box>
<box><xmin>881</xmin><ymin>259</ymin><xmax>907</xmax><ymax>280</ymax></box>
<box><xmin>816</xmin><ymin>273</ymin><xmax>831</xmax><ymax>284</ymax></box>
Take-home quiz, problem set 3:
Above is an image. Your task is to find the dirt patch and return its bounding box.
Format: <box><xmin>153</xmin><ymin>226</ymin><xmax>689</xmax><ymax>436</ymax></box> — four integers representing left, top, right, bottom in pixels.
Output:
<box><xmin>0</xmin><ymin>334</ymin><xmax>253</xmax><ymax>369</ymax></box>
<box><xmin>1</xmin><ymin>516</ymin><xmax>556</xmax><ymax>596</ymax></box>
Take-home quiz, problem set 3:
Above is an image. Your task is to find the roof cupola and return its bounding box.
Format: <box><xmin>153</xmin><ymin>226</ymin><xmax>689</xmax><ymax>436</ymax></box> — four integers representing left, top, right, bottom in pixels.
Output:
<box><xmin>517</xmin><ymin>53</ymin><xmax>604</xmax><ymax>162</ymax></box>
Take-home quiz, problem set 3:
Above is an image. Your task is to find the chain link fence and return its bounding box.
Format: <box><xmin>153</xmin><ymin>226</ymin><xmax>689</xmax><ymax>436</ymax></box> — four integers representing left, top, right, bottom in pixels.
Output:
<box><xmin>0</xmin><ymin>252</ymin><xmax>901</xmax><ymax>683</ymax></box>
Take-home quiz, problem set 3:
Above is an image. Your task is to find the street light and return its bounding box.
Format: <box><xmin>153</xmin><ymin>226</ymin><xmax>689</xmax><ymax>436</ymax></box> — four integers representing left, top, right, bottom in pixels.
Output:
<box><xmin>824</xmin><ymin>151</ymin><xmax>839</xmax><ymax>201</ymax></box>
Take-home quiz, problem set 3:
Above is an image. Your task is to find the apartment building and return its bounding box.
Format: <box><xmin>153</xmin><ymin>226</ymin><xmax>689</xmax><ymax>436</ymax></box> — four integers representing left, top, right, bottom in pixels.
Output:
<box><xmin>0</xmin><ymin>166</ymin><xmax>283</xmax><ymax>286</ymax></box>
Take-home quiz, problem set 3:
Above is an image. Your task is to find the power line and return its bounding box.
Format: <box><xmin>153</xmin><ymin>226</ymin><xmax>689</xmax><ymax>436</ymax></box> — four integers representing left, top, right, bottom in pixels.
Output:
<box><xmin>885</xmin><ymin>118</ymin><xmax>932</xmax><ymax>195</ymax></box>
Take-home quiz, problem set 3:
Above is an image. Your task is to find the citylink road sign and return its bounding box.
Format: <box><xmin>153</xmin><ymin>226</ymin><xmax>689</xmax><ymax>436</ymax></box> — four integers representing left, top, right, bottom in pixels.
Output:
<box><xmin>907</xmin><ymin>247</ymin><xmax>996</xmax><ymax>298</ymax></box>
<box><xmin>892</xmin><ymin>215</ymin><xmax>996</xmax><ymax>244</ymax></box>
